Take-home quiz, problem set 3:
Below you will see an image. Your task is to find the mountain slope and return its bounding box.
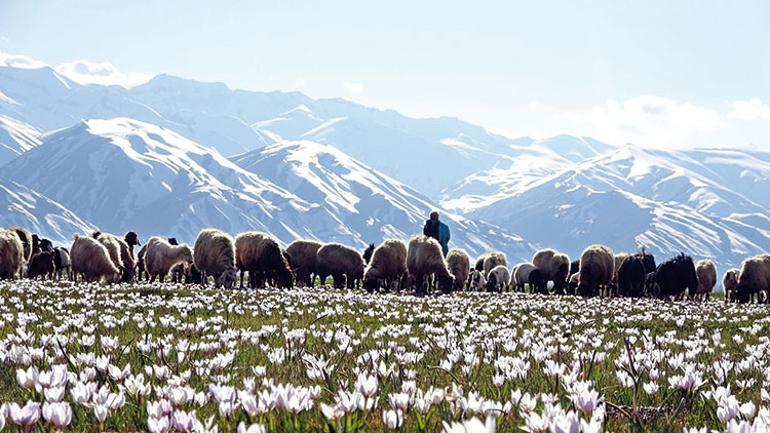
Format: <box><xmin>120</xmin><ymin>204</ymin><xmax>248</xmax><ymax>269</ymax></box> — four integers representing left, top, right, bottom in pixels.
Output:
<box><xmin>232</xmin><ymin>140</ymin><xmax>536</xmax><ymax>260</ymax></box>
<box><xmin>441</xmin><ymin>135</ymin><xmax>615</xmax><ymax>213</ymax></box>
<box><xmin>457</xmin><ymin>146</ymin><xmax>770</xmax><ymax>271</ymax></box>
<box><xmin>0</xmin><ymin>118</ymin><xmax>321</xmax><ymax>241</ymax></box>
<box><xmin>0</xmin><ymin>117</ymin><xmax>535</xmax><ymax>261</ymax></box>
<box><xmin>0</xmin><ymin>115</ymin><xmax>41</xmax><ymax>165</ymax></box>
<box><xmin>0</xmin><ymin>180</ymin><xmax>95</xmax><ymax>242</ymax></box>
<box><xmin>0</xmin><ymin>66</ymin><xmax>529</xmax><ymax>198</ymax></box>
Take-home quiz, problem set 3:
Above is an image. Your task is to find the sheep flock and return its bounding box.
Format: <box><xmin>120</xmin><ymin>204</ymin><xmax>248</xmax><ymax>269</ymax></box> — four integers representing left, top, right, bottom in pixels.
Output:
<box><xmin>0</xmin><ymin>226</ymin><xmax>768</xmax><ymax>303</ymax></box>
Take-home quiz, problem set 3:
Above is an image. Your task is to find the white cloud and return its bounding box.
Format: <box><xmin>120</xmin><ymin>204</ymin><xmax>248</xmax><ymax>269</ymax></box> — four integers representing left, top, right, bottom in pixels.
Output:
<box><xmin>344</xmin><ymin>82</ymin><xmax>364</xmax><ymax>95</ymax></box>
<box><xmin>54</xmin><ymin>60</ymin><xmax>152</xmax><ymax>88</ymax></box>
<box><xmin>728</xmin><ymin>97</ymin><xmax>770</xmax><ymax>121</ymax></box>
<box><xmin>0</xmin><ymin>51</ymin><xmax>152</xmax><ymax>88</ymax></box>
<box><xmin>558</xmin><ymin>95</ymin><xmax>722</xmax><ymax>148</ymax></box>
<box><xmin>0</xmin><ymin>52</ymin><xmax>47</xmax><ymax>69</ymax></box>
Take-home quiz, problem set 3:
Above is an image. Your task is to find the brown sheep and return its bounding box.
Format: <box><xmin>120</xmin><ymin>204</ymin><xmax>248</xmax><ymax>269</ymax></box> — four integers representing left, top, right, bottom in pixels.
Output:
<box><xmin>0</xmin><ymin>229</ymin><xmax>23</xmax><ymax>279</ymax></box>
<box><xmin>693</xmin><ymin>259</ymin><xmax>717</xmax><ymax>301</ymax></box>
<box><xmin>406</xmin><ymin>236</ymin><xmax>454</xmax><ymax>295</ymax></box>
<box><xmin>94</xmin><ymin>232</ymin><xmax>136</xmax><ymax>283</ymax></box>
<box><xmin>9</xmin><ymin>227</ymin><xmax>32</xmax><ymax>264</ymax></box>
<box><xmin>71</xmin><ymin>234</ymin><xmax>120</xmax><ymax>284</ymax></box>
<box><xmin>193</xmin><ymin>228</ymin><xmax>237</xmax><ymax>289</ymax></box>
<box><xmin>480</xmin><ymin>251</ymin><xmax>507</xmax><ymax>276</ymax></box>
<box><xmin>92</xmin><ymin>232</ymin><xmax>125</xmax><ymax>276</ymax></box>
<box><xmin>446</xmin><ymin>248</ymin><xmax>470</xmax><ymax>292</ymax></box>
<box><xmin>577</xmin><ymin>244</ymin><xmax>615</xmax><ymax>297</ymax></box>
<box><xmin>286</xmin><ymin>240</ymin><xmax>322</xmax><ymax>287</ymax></box>
<box><xmin>316</xmin><ymin>243</ymin><xmax>365</xmax><ymax>289</ymax></box>
<box><xmin>234</xmin><ymin>231</ymin><xmax>293</xmax><ymax>289</ymax></box>
<box><xmin>363</xmin><ymin>239</ymin><xmax>408</xmax><ymax>293</ymax></box>
<box><xmin>532</xmin><ymin>248</ymin><xmax>570</xmax><ymax>294</ymax></box>
<box><xmin>27</xmin><ymin>251</ymin><xmax>55</xmax><ymax>280</ymax></box>
<box><xmin>145</xmin><ymin>236</ymin><xmax>194</xmax><ymax>283</ymax></box>
<box><xmin>723</xmin><ymin>268</ymin><xmax>740</xmax><ymax>303</ymax></box>
<box><xmin>735</xmin><ymin>254</ymin><xmax>770</xmax><ymax>303</ymax></box>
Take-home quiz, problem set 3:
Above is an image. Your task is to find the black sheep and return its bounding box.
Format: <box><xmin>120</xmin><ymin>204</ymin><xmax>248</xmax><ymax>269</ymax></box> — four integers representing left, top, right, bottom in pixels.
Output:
<box><xmin>634</xmin><ymin>249</ymin><xmax>656</xmax><ymax>273</ymax></box>
<box><xmin>185</xmin><ymin>263</ymin><xmax>203</xmax><ymax>284</ymax></box>
<box><xmin>569</xmin><ymin>259</ymin><xmax>579</xmax><ymax>276</ymax></box>
<box><xmin>647</xmin><ymin>253</ymin><xmax>698</xmax><ymax>300</ymax></box>
<box><xmin>53</xmin><ymin>247</ymin><xmax>71</xmax><ymax>281</ymax></box>
<box><xmin>617</xmin><ymin>255</ymin><xmax>646</xmax><ymax>297</ymax></box>
<box><xmin>529</xmin><ymin>268</ymin><xmax>547</xmax><ymax>294</ymax></box>
<box><xmin>474</xmin><ymin>257</ymin><xmax>484</xmax><ymax>272</ymax></box>
<box><xmin>362</xmin><ymin>243</ymin><xmax>375</xmax><ymax>265</ymax></box>
<box><xmin>485</xmin><ymin>271</ymin><xmax>499</xmax><ymax>293</ymax></box>
<box><xmin>27</xmin><ymin>251</ymin><xmax>55</xmax><ymax>280</ymax></box>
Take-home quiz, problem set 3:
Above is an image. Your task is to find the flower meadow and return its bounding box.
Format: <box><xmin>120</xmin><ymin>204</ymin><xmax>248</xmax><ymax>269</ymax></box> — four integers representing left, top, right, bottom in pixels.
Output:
<box><xmin>0</xmin><ymin>282</ymin><xmax>769</xmax><ymax>432</ymax></box>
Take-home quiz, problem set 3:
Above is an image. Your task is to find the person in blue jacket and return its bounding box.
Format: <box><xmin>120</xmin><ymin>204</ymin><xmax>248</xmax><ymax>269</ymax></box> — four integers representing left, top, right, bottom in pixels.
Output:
<box><xmin>423</xmin><ymin>211</ymin><xmax>450</xmax><ymax>256</ymax></box>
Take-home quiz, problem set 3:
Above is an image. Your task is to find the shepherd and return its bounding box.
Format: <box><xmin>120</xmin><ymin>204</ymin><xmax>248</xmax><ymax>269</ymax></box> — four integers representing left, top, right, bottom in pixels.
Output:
<box><xmin>422</xmin><ymin>211</ymin><xmax>450</xmax><ymax>256</ymax></box>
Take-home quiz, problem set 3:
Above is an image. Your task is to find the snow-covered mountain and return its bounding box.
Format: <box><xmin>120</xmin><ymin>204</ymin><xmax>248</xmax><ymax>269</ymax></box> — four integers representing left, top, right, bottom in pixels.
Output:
<box><xmin>0</xmin><ymin>117</ymin><xmax>534</xmax><ymax>261</ymax></box>
<box><xmin>0</xmin><ymin>114</ymin><xmax>41</xmax><ymax>165</ymax></box>
<box><xmin>446</xmin><ymin>145</ymin><xmax>770</xmax><ymax>271</ymax></box>
<box><xmin>231</xmin><ymin>140</ymin><xmax>535</xmax><ymax>259</ymax></box>
<box><xmin>1</xmin><ymin>60</ymin><xmax>769</xmax><ymax>276</ymax></box>
<box><xmin>441</xmin><ymin>135</ymin><xmax>613</xmax><ymax>212</ymax></box>
<box><xmin>0</xmin><ymin>66</ymin><xmax>522</xmax><ymax>197</ymax></box>
<box><xmin>0</xmin><ymin>180</ymin><xmax>95</xmax><ymax>242</ymax></box>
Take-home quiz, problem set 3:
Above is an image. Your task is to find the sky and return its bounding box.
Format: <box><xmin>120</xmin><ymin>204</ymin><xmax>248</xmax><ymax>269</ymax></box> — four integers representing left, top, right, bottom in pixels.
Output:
<box><xmin>1</xmin><ymin>0</ymin><xmax>770</xmax><ymax>148</ymax></box>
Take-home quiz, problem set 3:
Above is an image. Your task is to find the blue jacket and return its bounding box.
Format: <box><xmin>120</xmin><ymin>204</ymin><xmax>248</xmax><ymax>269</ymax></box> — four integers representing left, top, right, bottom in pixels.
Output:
<box><xmin>424</xmin><ymin>219</ymin><xmax>451</xmax><ymax>255</ymax></box>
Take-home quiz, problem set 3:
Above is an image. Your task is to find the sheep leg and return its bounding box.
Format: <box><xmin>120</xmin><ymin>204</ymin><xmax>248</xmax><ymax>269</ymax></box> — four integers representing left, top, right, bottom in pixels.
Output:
<box><xmin>415</xmin><ymin>274</ymin><xmax>425</xmax><ymax>296</ymax></box>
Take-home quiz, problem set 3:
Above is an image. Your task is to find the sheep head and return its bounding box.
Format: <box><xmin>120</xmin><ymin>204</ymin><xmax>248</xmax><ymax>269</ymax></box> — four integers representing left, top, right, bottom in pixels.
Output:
<box><xmin>216</xmin><ymin>268</ymin><xmax>237</xmax><ymax>289</ymax></box>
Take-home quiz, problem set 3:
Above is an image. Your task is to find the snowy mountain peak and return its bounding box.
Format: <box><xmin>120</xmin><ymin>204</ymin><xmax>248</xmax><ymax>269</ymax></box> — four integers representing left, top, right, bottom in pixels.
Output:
<box><xmin>231</xmin><ymin>139</ymin><xmax>536</xmax><ymax>258</ymax></box>
<box><xmin>0</xmin><ymin>114</ymin><xmax>41</xmax><ymax>164</ymax></box>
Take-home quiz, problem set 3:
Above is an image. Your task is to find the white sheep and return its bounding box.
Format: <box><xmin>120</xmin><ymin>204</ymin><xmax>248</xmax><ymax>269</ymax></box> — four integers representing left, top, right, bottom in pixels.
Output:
<box><xmin>145</xmin><ymin>236</ymin><xmax>194</xmax><ymax>283</ymax></box>
<box><xmin>512</xmin><ymin>262</ymin><xmax>545</xmax><ymax>293</ymax></box>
